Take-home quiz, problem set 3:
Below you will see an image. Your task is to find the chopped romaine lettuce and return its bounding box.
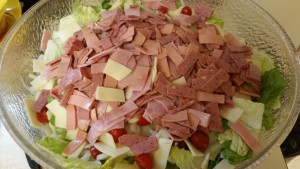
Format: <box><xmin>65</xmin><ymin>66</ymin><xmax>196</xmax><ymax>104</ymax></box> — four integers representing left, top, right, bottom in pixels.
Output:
<box><xmin>110</xmin><ymin>0</ymin><xmax>125</xmax><ymax>10</ymax></box>
<box><xmin>168</xmin><ymin>145</ymin><xmax>198</xmax><ymax>169</ymax></box>
<box><xmin>47</xmin><ymin>96</ymin><xmax>55</xmax><ymax>103</ymax></box>
<box><xmin>230</xmin><ymin>132</ymin><xmax>249</xmax><ymax>156</ymax></box>
<box><xmin>72</xmin><ymin>1</ymin><xmax>102</xmax><ymax>26</ymax></box>
<box><xmin>255</xmin><ymin>68</ymin><xmax>287</xmax><ymax>129</ymax></box>
<box><xmin>63</xmin><ymin>158</ymin><xmax>101</xmax><ymax>169</ymax></box>
<box><xmin>175</xmin><ymin>0</ymin><xmax>183</xmax><ymax>8</ymax></box>
<box><xmin>250</xmin><ymin>49</ymin><xmax>275</xmax><ymax>75</ymax></box>
<box><xmin>207</xmin><ymin>15</ymin><xmax>224</xmax><ymax>28</ymax></box>
<box><xmin>102</xmin><ymin>0</ymin><xmax>112</xmax><ymax>10</ymax></box>
<box><xmin>208</xmin><ymin>153</ymin><xmax>222</xmax><ymax>169</ymax></box>
<box><xmin>36</xmin><ymin>136</ymin><xmax>69</xmax><ymax>154</ymax></box>
<box><xmin>222</xmin><ymin>119</ymin><xmax>230</xmax><ymax>130</ymax></box>
<box><xmin>55</xmin><ymin>127</ymin><xmax>67</xmax><ymax>138</ymax></box>
<box><xmin>101</xmin><ymin>155</ymin><xmax>133</xmax><ymax>169</ymax></box>
<box><xmin>223</xmin><ymin>147</ymin><xmax>253</xmax><ymax>165</ymax></box>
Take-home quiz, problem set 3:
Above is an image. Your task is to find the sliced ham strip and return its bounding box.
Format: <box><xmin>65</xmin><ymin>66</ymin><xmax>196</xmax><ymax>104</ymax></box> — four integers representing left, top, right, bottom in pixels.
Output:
<box><xmin>164</xmin><ymin>42</ymin><xmax>183</xmax><ymax>66</ymax></box>
<box><xmin>87</xmin><ymin>47</ymin><xmax>116</xmax><ymax>63</ymax></box>
<box><xmin>33</xmin><ymin>90</ymin><xmax>50</xmax><ymax>112</ymax></box>
<box><xmin>58</xmin><ymin>68</ymin><xmax>82</xmax><ymax>93</ymax></box>
<box><xmin>101</xmin><ymin>100</ymin><xmax>138</xmax><ymax>122</ymax></box>
<box><xmin>158</xmin><ymin>57</ymin><xmax>171</xmax><ymax>78</ymax></box>
<box><xmin>248</xmin><ymin>63</ymin><xmax>261</xmax><ymax>82</ymax></box>
<box><xmin>166</xmin><ymin>83</ymin><xmax>197</xmax><ymax>99</ymax></box>
<box><xmin>64</xmin><ymin>37</ymin><xmax>85</xmax><ymax>56</ymax></box>
<box><xmin>66</xmin><ymin>105</ymin><xmax>77</xmax><ymax>130</ymax></box>
<box><xmin>194</xmin><ymin>4</ymin><xmax>214</xmax><ymax>20</ymax></box>
<box><xmin>212</xmin><ymin>49</ymin><xmax>223</xmax><ymax>59</ymax></box>
<box><xmin>91</xmin><ymin>73</ymin><xmax>104</xmax><ymax>95</ymax></box>
<box><xmin>238</xmin><ymin>87</ymin><xmax>260</xmax><ymax>97</ymax></box>
<box><xmin>82</xmin><ymin>27</ymin><xmax>102</xmax><ymax>52</ymax></box>
<box><xmin>229</xmin><ymin>53</ymin><xmax>248</xmax><ymax>69</ymax></box>
<box><xmin>103</xmin><ymin>75</ymin><xmax>118</xmax><ymax>88</ymax></box>
<box><xmin>132</xmin><ymin>31</ymin><xmax>146</xmax><ymax>46</ymax></box>
<box><xmin>91</xmin><ymin>63</ymin><xmax>106</xmax><ymax>74</ymax></box>
<box><xmin>188</xmin><ymin>109</ymin><xmax>211</xmax><ymax>128</ymax></box>
<box><xmin>119</xmin><ymin>134</ymin><xmax>148</xmax><ymax>147</ymax></box>
<box><xmin>126</xmin><ymin>56</ymin><xmax>137</xmax><ymax>70</ymax></box>
<box><xmin>205</xmin><ymin>103</ymin><xmax>223</xmax><ymax>132</ymax></box>
<box><xmin>40</xmin><ymin>29</ymin><xmax>52</xmax><ymax>52</ymax></box>
<box><xmin>78</xmin><ymin>119</ymin><xmax>91</xmax><ymax>131</ymax></box>
<box><xmin>50</xmin><ymin>86</ymin><xmax>62</xmax><ymax>101</ymax></box>
<box><xmin>162</xmin><ymin>110</ymin><xmax>188</xmax><ymax>123</ymax></box>
<box><xmin>143</xmin><ymin>100</ymin><xmax>168</xmax><ymax>122</ymax></box>
<box><xmin>201</xmin><ymin>69</ymin><xmax>230</xmax><ymax>92</ymax></box>
<box><xmin>60</xmin><ymin>85</ymin><xmax>75</xmax><ymax>106</ymax></box>
<box><xmin>164</xmin><ymin>122</ymin><xmax>191</xmax><ymax>140</ymax></box>
<box><xmin>187</xmin><ymin>113</ymin><xmax>200</xmax><ymax>131</ymax></box>
<box><xmin>63</xmin><ymin>130</ymin><xmax>87</xmax><ymax>156</ymax></box>
<box><xmin>224</xmin><ymin>33</ymin><xmax>243</xmax><ymax>47</ymax></box>
<box><xmin>125</xmin><ymin>6</ymin><xmax>141</xmax><ymax>17</ymax></box>
<box><xmin>142</xmin><ymin>1</ymin><xmax>161</xmax><ymax>10</ymax></box>
<box><xmin>110</xmin><ymin>48</ymin><xmax>133</xmax><ymax>65</ymax></box>
<box><xmin>56</xmin><ymin>56</ymin><xmax>72</xmax><ymax>78</ymax></box>
<box><xmin>77</xmin><ymin>107</ymin><xmax>90</xmax><ymax>120</ymax></box>
<box><xmin>230</xmin><ymin>120</ymin><xmax>261</xmax><ymax>152</ymax></box>
<box><xmin>197</xmin><ymin>91</ymin><xmax>225</xmax><ymax>104</ymax></box>
<box><xmin>120</xmin><ymin>26</ymin><xmax>135</xmax><ymax>41</ymax></box>
<box><xmin>199</xmin><ymin>34</ymin><xmax>224</xmax><ymax>45</ymax></box>
<box><xmin>158</xmin><ymin>34</ymin><xmax>177</xmax><ymax>45</ymax></box>
<box><xmin>177</xmin><ymin>43</ymin><xmax>199</xmax><ymax>75</ymax></box>
<box><xmin>99</xmin><ymin>37</ymin><xmax>113</xmax><ymax>50</ymax></box>
<box><xmin>68</xmin><ymin>95</ymin><xmax>94</xmax><ymax>110</ymax></box>
<box><xmin>90</xmin><ymin>108</ymin><xmax>98</xmax><ymax>121</ymax></box>
<box><xmin>131</xmin><ymin>136</ymin><xmax>158</xmax><ymax>155</ymax></box>
<box><xmin>160</xmin><ymin>23</ymin><xmax>174</xmax><ymax>35</ymax></box>
<box><xmin>119</xmin><ymin>65</ymin><xmax>150</xmax><ymax>88</ymax></box>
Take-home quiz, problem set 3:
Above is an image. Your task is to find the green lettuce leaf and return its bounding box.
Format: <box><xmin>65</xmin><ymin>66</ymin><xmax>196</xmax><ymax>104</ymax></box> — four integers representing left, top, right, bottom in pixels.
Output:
<box><xmin>255</xmin><ymin>68</ymin><xmax>287</xmax><ymax>129</ymax></box>
<box><xmin>223</xmin><ymin>148</ymin><xmax>253</xmax><ymax>165</ymax></box>
<box><xmin>208</xmin><ymin>153</ymin><xmax>222</xmax><ymax>169</ymax></box>
<box><xmin>36</xmin><ymin>137</ymin><xmax>69</xmax><ymax>154</ymax></box>
<box><xmin>102</xmin><ymin>0</ymin><xmax>112</xmax><ymax>10</ymax></box>
<box><xmin>63</xmin><ymin>158</ymin><xmax>101</xmax><ymax>169</ymax></box>
<box><xmin>47</xmin><ymin>96</ymin><xmax>55</xmax><ymax>104</ymax></box>
<box><xmin>101</xmin><ymin>155</ymin><xmax>134</xmax><ymax>169</ymax></box>
<box><xmin>73</xmin><ymin>1</ymin><xmax>102</xmax><ymax>26</ymax></box>
<box><xmin>207</xmin><ymin>15</ymin><xmax>224</xmax><ymax>28</ymax></box>
<box><xmin>168</xmin><ymin>146</ymin><xmax>197</xmax><ymax>169</ymax></box>
<box><xmin>175</xmin><ymin>0</ymin><xmax>183</xmax><ymax>8</ymax></box>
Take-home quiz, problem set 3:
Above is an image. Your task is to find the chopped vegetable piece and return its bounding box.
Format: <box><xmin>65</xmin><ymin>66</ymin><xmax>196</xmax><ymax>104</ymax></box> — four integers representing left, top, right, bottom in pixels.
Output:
<box><xmin>108</xmin><ymin>128</ymin><xmax>127</xmax><ymax>143</ymax></box>
<box><xmin>135</xmin><ymin>153</ymin><xmax>153</xmax><ymax>169</ymax></box>
<box><xmin>189</xmin><ymin>130</ymin><xmax>209</xmax><ymax>152</ymax></box>
<box><xmin>181</xmin><ymin>6</ymin><xmax>192</xmax><ymax>16</ymax></box>
<box><xmin>159</xmin><ymin>5</ymin><xmax>169</xmax><ymax>14</ymax></box>
<box><xmin>137</xmin><ymin>112</ymin><xmax>151</xmax><ymax>126</ymax></box>
<box><xmin>36</xmin><ymin>136</ymin><xmax>69</xmax><ymax>154</ymax></box>
<box><xmin>36</xmin><ymin>107</ymin><xmax>49</xmax><ymax>123</ymax></box>
<box><xmin>89</xmin><ymin>146</ymin><xmax>102</xmax><ymax>159</ymax></box>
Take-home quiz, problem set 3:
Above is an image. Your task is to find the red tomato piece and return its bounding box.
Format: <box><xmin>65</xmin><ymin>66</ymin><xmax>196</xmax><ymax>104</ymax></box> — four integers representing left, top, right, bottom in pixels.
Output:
<box><xmin>36</xmin><ymin>107</ymin><xmax>49</xmax><ymax>123</ymax></box>
<box><xmin>135</xmin><ymin>154</ymin><xmax>153</xmax><ymax>169</ymax></box>
<box><xmin>189</xmin><ymin>130</ymin><xmax>209</xmax><ymax>151</ymax></box>
<box><xmin>137</xmin><ymin>113</ymin><xmax>151</xmax><ymax>126</ymax></box>
<box><xmin>108</xmin><ymin>128</ymin><xmax>127</xmax><ymax>143</ymax></box>
<box><xmin>89</xmin><ymin>146</ymin><xmax>101</xmax><ymax>159</ymax></box>
<box><xmin>158</xmin><ymin>6</ymin><xmax>169</xmax><ymax>14</ymax></box>
<box><xmin>181</xmin><ymin>6</ymin><xmax>192</xmax><ymax>16</ymax></box>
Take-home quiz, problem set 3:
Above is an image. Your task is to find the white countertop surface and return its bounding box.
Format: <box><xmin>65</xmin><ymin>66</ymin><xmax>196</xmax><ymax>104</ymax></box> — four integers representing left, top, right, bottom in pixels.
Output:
<box><xmin>0</xmin><ymin>0</ymin><xmax>300</xmax><ymax>169</ymax></box>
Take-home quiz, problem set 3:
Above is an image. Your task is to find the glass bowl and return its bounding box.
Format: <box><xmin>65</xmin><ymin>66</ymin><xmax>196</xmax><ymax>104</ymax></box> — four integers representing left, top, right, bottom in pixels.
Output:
<box><xmin>0</xmin><ymin>0</ymin><xmax>299</xmax><ymax>168</ymax></box>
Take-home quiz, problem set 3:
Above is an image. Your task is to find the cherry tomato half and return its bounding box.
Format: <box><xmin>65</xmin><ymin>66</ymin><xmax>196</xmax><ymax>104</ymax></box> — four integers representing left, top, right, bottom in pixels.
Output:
<box><xmin>89</xmin><ymin>146</ymin><xmax>102</xmax><ymax>159</ymax></box>
<box><xmin>135</xmin><ymin>154</ymin><xmax>153</xmax><ymax>169</ymax></box>
<box><xmin>181</xmin><ymin>6</ymin><xmax>192</xmax><ymax>16</ymax></box>
<box><xmin>108</xmin><ymin>128</ymin><xmax>127</xmax><ymax>143</ymax></box>
<box><xmin>189</xmin><ymin>130</ymin><xmax>209</xmax><ymax>151</ymax></box>
<box><xmin>36</xmin><ymin>107</ymin><xmax>49</xmax><ymax>123</ymax></box>
<box><xmin>158</xmin><ymin>6</ymin><xmax>169</xmax><ymax>14</ymax></box>
<box><xmin>137</xmin><ymin>113</ymin><xmax>151</xmax><ymax>126</ymax></box>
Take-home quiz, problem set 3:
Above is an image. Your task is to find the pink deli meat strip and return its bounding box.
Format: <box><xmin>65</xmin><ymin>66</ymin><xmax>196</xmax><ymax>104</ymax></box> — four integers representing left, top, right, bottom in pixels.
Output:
<box><xmin>66</xmin><ymin>105</ymin><xmax>77</xmax><ymax>130</ymax></box>
<box><xmin>63</xmin><ymin>130</ymin><xmax>87</xmax><ymax>155</ymax></box>
<box><xmin>230</xmin><ymin>120</ymin><xmax>261</xmax><ymax>152</ymax></box>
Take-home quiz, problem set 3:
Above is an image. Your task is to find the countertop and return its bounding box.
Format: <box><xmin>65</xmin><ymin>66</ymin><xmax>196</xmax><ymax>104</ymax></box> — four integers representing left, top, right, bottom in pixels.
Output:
<box><xmin>1</xmin><ymin>0</ymin><xmax>300</xmax><ymax>169</ymax></box>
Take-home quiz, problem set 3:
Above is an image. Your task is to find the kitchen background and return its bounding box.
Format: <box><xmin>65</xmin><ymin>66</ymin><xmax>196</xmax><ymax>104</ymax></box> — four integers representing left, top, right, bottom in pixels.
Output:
<box><xmin>0</xmin><ymin>0</ymin><xmax>300</xmax><ymax>168</ymax></box>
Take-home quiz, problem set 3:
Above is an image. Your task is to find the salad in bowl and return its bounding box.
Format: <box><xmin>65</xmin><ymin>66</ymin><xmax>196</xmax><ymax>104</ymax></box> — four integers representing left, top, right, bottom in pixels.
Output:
<box><xmin>23</xmin><ymin>0</ymin><xmax>287</xmax><ymax>169</ymax></box>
